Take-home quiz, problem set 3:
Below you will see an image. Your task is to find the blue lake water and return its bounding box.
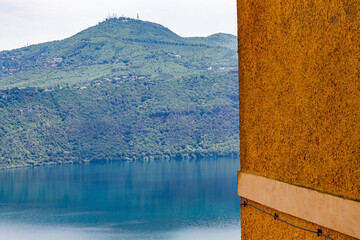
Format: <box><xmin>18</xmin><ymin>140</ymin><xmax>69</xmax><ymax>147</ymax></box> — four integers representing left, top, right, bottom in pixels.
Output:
<box><xmin>0</xmin><ymin>157</ymin><xmax>240</xmax><ymax>240</ymax></box>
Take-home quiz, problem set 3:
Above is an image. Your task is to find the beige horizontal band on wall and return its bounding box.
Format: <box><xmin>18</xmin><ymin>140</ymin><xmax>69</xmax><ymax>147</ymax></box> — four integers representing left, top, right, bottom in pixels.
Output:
<box><xmin>237</xmin><ymin>172</ymin><xmax>360</xmax><ymax>239</ymax></box>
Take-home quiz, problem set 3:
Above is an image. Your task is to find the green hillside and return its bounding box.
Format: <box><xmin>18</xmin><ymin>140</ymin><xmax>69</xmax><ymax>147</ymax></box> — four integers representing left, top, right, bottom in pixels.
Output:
<box><xmin>0</xmin><ymin>18</ymin><xmax>239</xmax><ymax>168</ymax></box>
<box><xmin>0</xmin><ymin>17</ymin><xmax>237</xmax><ymax>89</ymax></box>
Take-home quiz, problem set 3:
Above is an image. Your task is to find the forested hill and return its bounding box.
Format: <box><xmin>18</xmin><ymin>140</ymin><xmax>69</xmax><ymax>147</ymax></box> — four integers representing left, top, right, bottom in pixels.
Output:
<box><xmin>0</xmin><ymin>17</ymin><xmax>237</xmax><ymax>89</ymax></box>
<box><xmin>0</xmin><ymin>18</ymin><xmax>239</xmax><ymax>168</ymax></box>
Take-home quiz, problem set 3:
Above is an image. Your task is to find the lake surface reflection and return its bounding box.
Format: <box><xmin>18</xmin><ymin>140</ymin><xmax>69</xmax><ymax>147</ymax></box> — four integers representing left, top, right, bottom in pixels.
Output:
<box><xmin>0</xmin><ymin>157</ymin><xmax>240</xmax><ymax>240</ymax></box>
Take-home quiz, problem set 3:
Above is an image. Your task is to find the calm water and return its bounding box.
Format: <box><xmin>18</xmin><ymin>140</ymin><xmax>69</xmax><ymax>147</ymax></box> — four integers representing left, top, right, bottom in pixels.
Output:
<box><xmin>0</xmin><ymin>157</ymin><xmax>240</xmax><ymax>240</ymax></box>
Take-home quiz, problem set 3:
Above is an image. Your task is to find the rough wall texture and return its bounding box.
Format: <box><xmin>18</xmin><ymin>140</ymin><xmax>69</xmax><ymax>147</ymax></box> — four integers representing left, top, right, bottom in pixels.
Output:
<box><xmin>241</xmin><ymin>199</ymin><xmax>358</xmax><ymax>240</ymax></box>
<box><xmin>238</xmin><ymin>0</ymin><xmax>360</xmax><ymax>200</ymax></box>
<box><xmin>238</xmin><ymin>0</ymin><xmax>360</xmax><ymax>239</ymax></box>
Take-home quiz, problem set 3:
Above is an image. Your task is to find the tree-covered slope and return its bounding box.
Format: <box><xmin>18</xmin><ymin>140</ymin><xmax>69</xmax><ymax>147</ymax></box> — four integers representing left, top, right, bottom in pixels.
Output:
<box><xmin>0</xmin><ymin>71</ymin><xmax>239</xmax><ymax>168</ymax></box>
<box><xmin>0</xmin><ymin>18</ymin><xmax>239</xmax><ymax>168</ymax></box>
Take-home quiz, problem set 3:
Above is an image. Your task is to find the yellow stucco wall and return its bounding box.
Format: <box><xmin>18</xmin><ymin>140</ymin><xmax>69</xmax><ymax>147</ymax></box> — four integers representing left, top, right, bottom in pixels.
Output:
<box><xmin>238</xmin><ymin>0</ymin><xmax>360</xmax><ymax>201</ymax></box>
<box><xmin>238</xmin><ymin>0</ymin><xmax>360</xmax><ymax>238</ymax></box>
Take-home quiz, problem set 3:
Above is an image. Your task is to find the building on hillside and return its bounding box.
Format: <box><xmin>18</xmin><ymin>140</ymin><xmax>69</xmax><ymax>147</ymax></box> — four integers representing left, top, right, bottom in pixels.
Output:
<box><xmin>237</xmin><ymin>1</ymin><xmax>360</xmax><ymax>239</ymax></box>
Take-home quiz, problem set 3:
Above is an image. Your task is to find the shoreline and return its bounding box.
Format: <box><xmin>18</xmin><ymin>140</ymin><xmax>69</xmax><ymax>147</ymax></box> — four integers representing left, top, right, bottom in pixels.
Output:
<box><xmin>0</xmin><ymin>153</ymin><xmax>240</xmax><ymax>171</ymax></box>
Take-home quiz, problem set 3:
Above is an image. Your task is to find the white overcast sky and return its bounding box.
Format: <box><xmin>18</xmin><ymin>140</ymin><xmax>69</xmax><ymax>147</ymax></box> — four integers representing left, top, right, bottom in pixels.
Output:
<box><xmin>0</xmin><ymin>0</ymin><xmax>237</xmax><ymax>51</ymax></box>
